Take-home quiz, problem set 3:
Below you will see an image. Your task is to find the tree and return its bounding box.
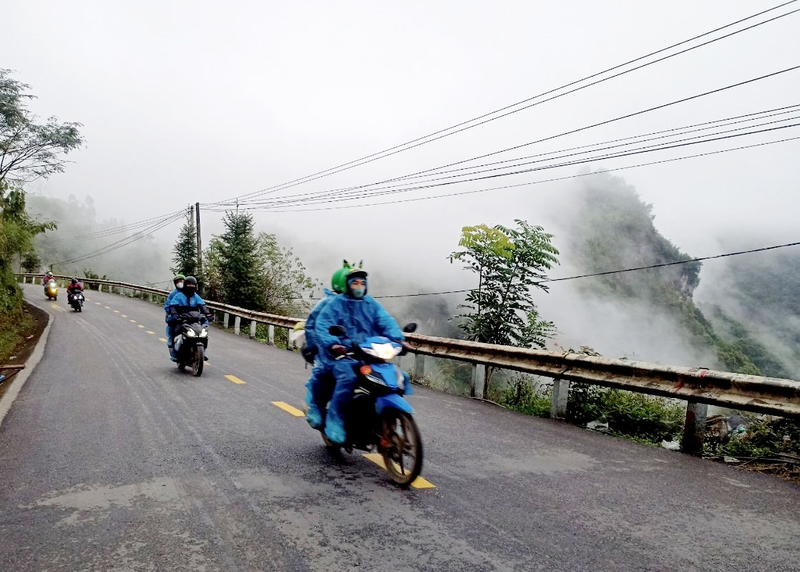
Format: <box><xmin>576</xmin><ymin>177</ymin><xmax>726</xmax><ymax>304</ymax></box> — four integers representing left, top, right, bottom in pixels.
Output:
<box><xmin>0</xmin><ymin>180</ymin><xmax>56</xmax><ymax>312</ymax></box>
<box><xmin>0</xmin><ymin>69</ymin><xmax>83</xmax><ymax>185</ymax></box>
<box><xmin>450</xmin><ymin>220</ymin><xmax>559</xmax><ymax>348</ymax></box>
<box><xmin>203</xmin><ymin>212</ymin><xmax>317</xmax><ymax>315</ymax></box>
<box><xmin>209</xmin><ymin>211</ymin><xmax>265</xmax><ymax>310</ymax></box>
<box><xmin>171</xmin><ymin>208</ymin><xmax>198</xmax><ymax>279</ymax></box>
<box><xmin>0</xmin><ymin>69</ymin><xmax>81</xmax><ymax>315</ymax></box>
<box><xmin>255</xmin><ymin>232</ymin><xmax>317</xmax><ymax>316</ymax></box>
<box><xmin>450</xmin><ymin>220</ymin><xmax>559</xmax><ymax>396</ymax></box>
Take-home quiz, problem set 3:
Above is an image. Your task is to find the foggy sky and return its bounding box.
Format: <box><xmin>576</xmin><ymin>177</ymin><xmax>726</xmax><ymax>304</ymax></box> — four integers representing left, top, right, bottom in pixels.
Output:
<box><xmin>4</xmin><ymin>0</ymin><xmax>800</xmax><ymax>297</ymax></box>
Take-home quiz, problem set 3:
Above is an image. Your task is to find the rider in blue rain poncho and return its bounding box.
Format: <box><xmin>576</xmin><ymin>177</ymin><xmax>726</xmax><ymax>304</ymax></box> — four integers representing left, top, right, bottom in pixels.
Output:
<box><xmin>166</xmin><ymin>276</ymin><xmax>210</xmax><ymax>362</ymax></box>
<box><xmin>313</xmin><ymin>266</ymin><xmax>404</xmax><ymax>444</ymax></box>
<box><xmin>164</xmin><ymin>274</ymin><xmax>185</xmax><ymax>358</ymax></box>
<box><xmin>303</xmin><ymin>263</ymin><xmax>351</xmax><ymax>429</ymax></box>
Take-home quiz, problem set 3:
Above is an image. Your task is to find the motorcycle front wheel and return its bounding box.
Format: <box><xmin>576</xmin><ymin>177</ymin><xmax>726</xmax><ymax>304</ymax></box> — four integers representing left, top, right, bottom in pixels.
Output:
<box><xmin>381</xmin><ymin>410</ymin><xmax>423</xmax><ymax>488</ymax></box>
<box><xmin>192</xmin><ymin>344</ymin><xmax>204</xmax><ymax>377</ymax></box>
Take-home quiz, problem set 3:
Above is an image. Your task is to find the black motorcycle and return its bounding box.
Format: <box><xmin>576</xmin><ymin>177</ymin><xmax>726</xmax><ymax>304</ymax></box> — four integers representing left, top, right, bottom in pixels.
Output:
<box><xmin>173</xmin><ymin>310</ymin><xmax>209</xmax><ymax>377</ymax></box>
<box><xmin>68</xmin><ymin>291</ymin><xmax>85</xmax><ymax>312</ymax></box>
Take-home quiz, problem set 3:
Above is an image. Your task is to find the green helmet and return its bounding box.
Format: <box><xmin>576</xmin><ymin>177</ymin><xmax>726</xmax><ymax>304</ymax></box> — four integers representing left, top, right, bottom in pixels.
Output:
<box><xmin>173</xmin><ymin>273</ymin><xmax>185</xmax><ymax>285</ymax></box>
<box><xmin>331</xmin><ymin>260</ymin><xmax>358</xmax><ymax>294</ymax></box>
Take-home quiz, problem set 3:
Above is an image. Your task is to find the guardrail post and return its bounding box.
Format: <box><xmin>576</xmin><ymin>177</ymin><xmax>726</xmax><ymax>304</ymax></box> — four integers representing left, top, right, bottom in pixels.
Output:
<box><xmin>249</xmin><ymin>320</ymin><xmax>257</xmax><ymax>339</ymax></box>
<box><xmin>223</xmin><ymin>313</ymin><xmax>230</xmax><ymax>329</ymax></box>
<box><xmin>551</xmin><ymin>378</ymin><xmax>570</xmax><ymax>420</ymax></box>
<box><xmin>471</xmin><ymin>364</ymin><xmax>486</xmax><ymax>398</ymax></box>
<box><xmin>681</xmin><ymin>400</ymin><xmax>708</xmax><ymax>456</ymax></box>
<box><xmin>268</xmin><ymin>325</ymin><xmax>275</xmax><ymax>345</ymax></box>
<box><xmin>234</xmin><ymin>316</ymin><xmax>241</xmax><ymax>335</ymax></box>
<box><xmin>286</xmin><ymin>328</ymin><xmax>292</xmax><ymax>350</ymax></box>
<box><xmin>414</xmin><ymin>353</ymin><xmax>425</xmax><ymax>380</ymax></box>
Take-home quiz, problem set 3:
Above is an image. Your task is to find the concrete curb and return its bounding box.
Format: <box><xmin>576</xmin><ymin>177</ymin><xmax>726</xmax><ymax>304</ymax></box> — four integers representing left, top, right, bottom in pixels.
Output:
<box><xmin>0</xmin><ymin>298</ymin><xmax>53</xmax><ymax>428</ymax></box>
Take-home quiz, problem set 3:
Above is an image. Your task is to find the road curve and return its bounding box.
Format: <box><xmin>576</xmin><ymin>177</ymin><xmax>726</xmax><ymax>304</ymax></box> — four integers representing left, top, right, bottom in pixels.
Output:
<box><xmin>0</xmin><ymin>283</ymin><xmax>798</xmax><ymax>571</ymax></box>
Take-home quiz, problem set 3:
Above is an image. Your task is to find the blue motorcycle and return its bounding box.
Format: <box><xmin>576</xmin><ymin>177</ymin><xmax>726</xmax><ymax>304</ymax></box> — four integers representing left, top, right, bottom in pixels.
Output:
<box><xmin>322</xmin><ymin>324</ymin><xmax>423</xmax><ymax>487</ymax></box>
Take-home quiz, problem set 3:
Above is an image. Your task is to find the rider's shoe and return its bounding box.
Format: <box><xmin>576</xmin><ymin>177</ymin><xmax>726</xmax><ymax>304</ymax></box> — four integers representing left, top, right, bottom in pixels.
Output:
<box><xmin>306</xmin><ymin>404</ymin><xmax>323</xmax><ymax>430</ymax></box>
<box><xmin>324</xmin><ymin>423</ymin><xmax>346</xmax><ymax>445</ymax></box>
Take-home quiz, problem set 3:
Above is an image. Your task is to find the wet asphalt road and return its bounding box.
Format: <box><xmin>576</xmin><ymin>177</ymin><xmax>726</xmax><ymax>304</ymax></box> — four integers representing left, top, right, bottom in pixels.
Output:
<box><xmin>1</xmin><ymin>284</ymin><xmax>799</xmax><ymax>571</ymax></box>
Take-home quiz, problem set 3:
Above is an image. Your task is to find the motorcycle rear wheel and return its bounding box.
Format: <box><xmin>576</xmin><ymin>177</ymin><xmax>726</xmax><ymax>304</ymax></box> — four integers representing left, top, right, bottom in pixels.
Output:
<box><xmin>192</xmin><ymin>345</ymin><xmax>204</xmax><ymax>377</ymax></box>
<box><xmin>381</xmin><ymin>411</ymin><xmax>423</xmax><ymax>488</ymax></box>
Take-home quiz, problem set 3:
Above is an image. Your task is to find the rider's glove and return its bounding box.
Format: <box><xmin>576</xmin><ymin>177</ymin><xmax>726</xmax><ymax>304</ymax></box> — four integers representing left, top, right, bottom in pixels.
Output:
<box><xmin>330</xmin><ymin>344</ymin><xmax>348</xmax><ymax>356</ymax></box>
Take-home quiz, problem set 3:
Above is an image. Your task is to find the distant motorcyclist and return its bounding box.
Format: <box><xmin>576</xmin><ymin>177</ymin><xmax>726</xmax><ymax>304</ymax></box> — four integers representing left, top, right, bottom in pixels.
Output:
<box><xmin>66</xmin><ymin>278</ymin><xmax>83</xmax><ymax>304</ymax></box>
<box><xmin>164</xmin><ymin>274</ymin><xmax>185</xmax><ymax>356</ymax></box>
<box><xmin>313</xmin><ymin>266</ymin><xmax>405</xmax><ymax>444</ymax></box>
<box><xmin>303</xmin><ymin>262</ymin><xmax>351</xmax><ymax>430</ymax></box>
<box><xmin>166</xmin><ymin>276</ymin><xmax>210</xmax><ymax>362</ymax></box>
<box><xmin>42</xmin><ymin>271</ymin><xmax>54</xmax><ymax>286</ymax></box>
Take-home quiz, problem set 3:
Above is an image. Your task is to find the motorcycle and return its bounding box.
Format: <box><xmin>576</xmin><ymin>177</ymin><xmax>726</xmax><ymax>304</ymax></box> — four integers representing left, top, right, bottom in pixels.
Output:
<box><xmin>44</xmin><ymin>279</ymin><xmax>58</xmax><ymax>301</ymax></box>
<box><xmin>173</xmin><ymin>310</ymin><xmax>209</xmax><ymax>377</ymax></box>
<box><xmin>317</xmin><ymin>323</ymin><xmax>423</xmax><ymax>488</ymax></box>
<box><xmin>68</xmin><ymin>290</ymin><xmax>85</xmax><ymax>312</ymax></box>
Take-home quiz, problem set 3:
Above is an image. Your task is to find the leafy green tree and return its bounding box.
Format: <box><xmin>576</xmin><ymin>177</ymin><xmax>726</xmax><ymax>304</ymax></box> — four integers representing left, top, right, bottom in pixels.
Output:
<box><xmin>450</xmin><ymin>220</ymin><xmax>559</xmax><ymax>397</ymax></box>
<box><xmin>0</xmin><ymin>69</ymin><xmax>81</xmax><ymax>315</ymax></box>
<box><xmin>450</xmin><ymin>220</ymin><xmax>559</xmax><ymax>348</ymax></box>
<box><xmin>0</xmin><ymin>180</ymin><xmax>56</xmax><ymax>312</ymax></box>
<box><xmin>170</xmin><ymin>208</ymin><xmax>198</xmax><ymax>279</ymax></box>
<box><xmin>256</xmin><ymin>232</ymin><xmax>317</xmax><ymax>315</ymax></box>
<box><xmin>0</xmin><ymin>69</ymin><xmax>83</xmax><ymax>185</ymax></box>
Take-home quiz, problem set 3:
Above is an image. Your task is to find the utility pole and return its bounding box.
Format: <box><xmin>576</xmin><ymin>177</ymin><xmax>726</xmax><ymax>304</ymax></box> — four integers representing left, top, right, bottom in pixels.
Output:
<box><xmin>195</xmin><ymin>202</ymin><xmax>202</xmax><ymax>278</ymax></box>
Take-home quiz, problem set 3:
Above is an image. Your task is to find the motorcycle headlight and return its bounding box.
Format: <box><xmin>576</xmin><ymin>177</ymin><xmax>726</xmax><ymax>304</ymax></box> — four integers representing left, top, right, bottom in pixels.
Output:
<box><xmin>364</xmin><ymin>343</ymin><xmax>401</xmax><ymax>361</ymax></box>
<box><xmin>185</xmin><ymin>329</ymin><xmax>197</xmax><ymax>337</ymax></box>
<box><xmin>199</xmin><ymin>329</ymin><xmax>208</xmax><ymax>338</ymax></box>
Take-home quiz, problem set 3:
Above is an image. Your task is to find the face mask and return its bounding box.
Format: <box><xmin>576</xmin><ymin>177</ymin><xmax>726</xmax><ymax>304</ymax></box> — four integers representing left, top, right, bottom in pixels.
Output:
<box><xmin>176</xmin><ymin>281</ymin><xmax>184</xmax><ymax>289</ymax></box>
<box><xmin>350</xmin><ymin>286</ymin><xmax>366</xmax><ymax>299</ymax></box>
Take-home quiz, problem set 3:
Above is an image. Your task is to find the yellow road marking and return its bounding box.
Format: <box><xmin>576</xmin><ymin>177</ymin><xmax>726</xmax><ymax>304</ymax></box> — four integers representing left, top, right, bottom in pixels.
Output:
<box><xmin>138</xmin><ymin>325</ymin><xmax>145</xmax><ymax>329</ymax></box>
<box><xmin>95</xmin><ymin>302</ymin><xmax>101</xmax><ymax>305</ymax></box>
<box><xmin>226</xmin><ymin>375</ymin><xmax>247</xmax><ymax>385</ymax></box>
<box><xmin>104</xmin><ymin>306</ymin><xmax>111</xmax><ymax>309</ymax></box>
<box><xmin>129</xmin><ymin>319</ymin><xmax>136</xmax><ymax>323</ymax></box>
<box><xmin>362</xmin><ymin>453</ymin><xmax>436</xmax><ymax>489</ymax></box>
<box><xmin>114</xmin><ymin>310</ymin><xmax>119</xmax><ymax>313</ymax></box>
<box><xmin>122</xmin><ymin>314</ymin><xmax>128</xmax><ymax>318</ymax></box>
<box><xmin>147</xmin><ymin>331</ymin><xmax>155</xmax><ymax>335</ymax></box>
<box><xmin>159</xmin><ymin>337</ymin><xmax>168</xmax><ymax>342</ymax></box>
<box><xmin>271</xmin><ymin>401</ymin><xmax>306</xmax><ymax>416</ymax></box>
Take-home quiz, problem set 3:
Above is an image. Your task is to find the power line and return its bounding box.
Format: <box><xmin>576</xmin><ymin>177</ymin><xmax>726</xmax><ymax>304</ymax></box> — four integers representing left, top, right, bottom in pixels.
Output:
<box><xmin>370</xmin><ymin>240</ymin><xmax>800</xmax><ymax>299</ymax></box>
<box><xmin>232</xmin><ymin>65</ymin><xmax>800</xmax><ymax>210</ymax></box>
<box><xmin>291</xmin><ymin>104</ymin><xmax>800</xmax><ymax>193</ymax></box>
<box><xmin>542</xmin><ymin>241</ymin><xmax>800</xmax><ymax>284</ymax></box>
<box><xmin>234</xmin><ymin>106</ymin><xmax>800</xmax><ymax>209</ymax></box>
<box><xmin>60</xmin><ymin>209</ymin><xmax>187</xmax><ymax>242</ymax></box>
<box><xmin>239</xmin><ymin>134</ymin><xmax>799</xmax><ymax>213</ymax></box>
<box><xmin>219</xmin><ymin>130</ymin><xmax>800</xmax><ymax>214</ymax></box>
<box><xmin>52</xmin><ymin>213</ymin><xmax>184</xmax><ymax>266</ymax></box>
<box><xmin>206</xmin><ymin>1</ymin><xmax>799</xmax><ymax>208</ymax></box>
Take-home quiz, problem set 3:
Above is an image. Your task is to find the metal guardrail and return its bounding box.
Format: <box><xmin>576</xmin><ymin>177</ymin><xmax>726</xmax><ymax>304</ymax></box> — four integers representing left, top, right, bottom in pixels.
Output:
<box><xmin>17</xmin><ymin>273</ymin><xmax>800</xmax><ymax>454</ymax></box>
<box><xmin>406</xmin><ymin>334</ymin><xmax>800</xmax><ymax>419</ymax></box>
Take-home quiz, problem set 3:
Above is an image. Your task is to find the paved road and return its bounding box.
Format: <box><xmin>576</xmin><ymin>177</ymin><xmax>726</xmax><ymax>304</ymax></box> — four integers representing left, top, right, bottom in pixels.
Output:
<box><xmin>1</xmin><ymin>284</ymin><xmax>799</xmax><ymax>571</ymax></box>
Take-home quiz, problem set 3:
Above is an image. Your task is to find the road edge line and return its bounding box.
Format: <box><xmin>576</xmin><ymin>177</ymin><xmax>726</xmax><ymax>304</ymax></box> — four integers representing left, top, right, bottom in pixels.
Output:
<box><xmin>0</xmin><ymin>304</ymin><xmax>53</xmax><ymax>428</ymax></box>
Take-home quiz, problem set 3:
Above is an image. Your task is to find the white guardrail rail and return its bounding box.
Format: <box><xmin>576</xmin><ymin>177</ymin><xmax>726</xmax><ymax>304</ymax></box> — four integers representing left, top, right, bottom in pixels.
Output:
<box><xmin>18</xmin><ymin>273</ymin><xmax>800</xmax><ymax>454</ymax></box>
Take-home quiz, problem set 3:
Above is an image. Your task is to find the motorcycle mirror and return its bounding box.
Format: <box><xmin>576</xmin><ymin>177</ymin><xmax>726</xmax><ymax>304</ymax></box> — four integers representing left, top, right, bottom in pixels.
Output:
<box><xmin>403</xmin><ymin>323</ymin><xmax>418</xmax><ymax>333</ymax></box>
<box><xmin>328</xmin><ymin>325</ymin><xmax>346</xmax><ymax>337</ymax></box>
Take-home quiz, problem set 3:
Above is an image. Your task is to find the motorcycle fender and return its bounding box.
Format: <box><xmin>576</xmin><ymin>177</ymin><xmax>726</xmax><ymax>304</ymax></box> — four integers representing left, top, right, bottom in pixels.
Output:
<box><xmin>375</xmin><ymin>394</ymin><xmax>413</xmax><ymax>416</ymax></box>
